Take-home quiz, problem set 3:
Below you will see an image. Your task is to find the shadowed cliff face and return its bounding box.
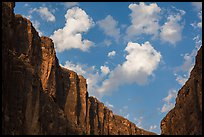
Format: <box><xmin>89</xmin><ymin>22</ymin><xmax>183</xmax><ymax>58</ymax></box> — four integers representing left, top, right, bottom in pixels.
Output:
<box><xmin>160</xmin><ymin>46</ymin><xmax>202</xmax><ymax>135</ymax></box>
<box><xmin>2</xmin><ymin>2</ymin><xmax>156</xmax><ymax>135</ymax></box>
<box><xmin>3</xmin><ymin>2</ymin><xmax>202</xmax><ymax>135</ymax></box>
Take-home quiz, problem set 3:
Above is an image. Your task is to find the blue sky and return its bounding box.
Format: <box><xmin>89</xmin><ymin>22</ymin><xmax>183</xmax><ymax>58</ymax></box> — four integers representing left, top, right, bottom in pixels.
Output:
<box><xmin>14</xmin><ymin>2</ymin><xmax>202</xmax><ymax>134</ymax></box>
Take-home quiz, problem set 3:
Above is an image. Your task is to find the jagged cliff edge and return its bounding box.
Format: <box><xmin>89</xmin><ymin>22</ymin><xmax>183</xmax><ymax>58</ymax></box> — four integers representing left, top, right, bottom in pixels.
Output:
<box><xmin>160</xmin><ymin>44</ymin><xmax>202</xmax><ymax>134</ymax></box>
<box><xmin>2</xmin><ymin>2</ymin><xmax>156</xmax><ymax>135</ymax></box>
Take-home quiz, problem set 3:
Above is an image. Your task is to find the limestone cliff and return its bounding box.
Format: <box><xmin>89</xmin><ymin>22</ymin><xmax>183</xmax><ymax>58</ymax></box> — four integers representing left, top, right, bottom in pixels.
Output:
<box><xmin>2</xmin><ymin>2</ymin><xmax>155</xmax><ymax>135</ymax></box>
<box><xmin>160</xmin><ymin>46</ymin><xmax>202</xmax><ymax>135</ymax></box>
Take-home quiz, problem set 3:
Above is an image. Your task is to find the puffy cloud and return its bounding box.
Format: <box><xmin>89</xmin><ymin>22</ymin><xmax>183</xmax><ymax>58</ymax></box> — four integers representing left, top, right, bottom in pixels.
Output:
<box><xmin>160</xmin><ymin>10</ymin><xmax>185</xmax><ymax>45</ymax></box>
<box><xmin>97</xmin><ymin>15</ymin><xmax>121</xmax><ymax>42</ymax></box>
<box><xmin>31</xmin><ymin>7</ymin><xmax>56</xmax><ymax>22</ymax></box>
<box><xmin>97</xmin><ymin>42</ymin><xmax>161</xmax><ymax>96</ymax></box>
<box><xmin>50</xmin><ymin>7</ymin><xmax>94</xmax><ymax>52</ymax></box>
<box><xmin>100</xmin><ymin>65</ymin><xmax>110</xmax><ymax>75</ymax></box>
<box><xmin>149</xmin><ymin>125</ymin><xmax>157</xmax><ymax>131</ymax></box>
<box><xmin>161</xmin><ymin>89</ymin><xmax>177</xmax><ymax>113</ymax></box>
<box><xmin>126</xmin><ymin>2</ymin><xmax>161</xmax><ymax>39</ymax></box>
<box><xmin>107</xmin><ymin>50</ymin><xmax>116</xmax><ymax>57</ymax></box>
<box><xmin>62</xmin><ymin>2</ymin><xmax>79</xmax><ymax>8</ymax></box>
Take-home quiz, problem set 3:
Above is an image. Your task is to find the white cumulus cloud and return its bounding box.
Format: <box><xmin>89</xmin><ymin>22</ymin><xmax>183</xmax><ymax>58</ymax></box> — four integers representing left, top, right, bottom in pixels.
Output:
<box><xmin>31</xmin><ymin>7</ymin><xmax>56</xmax><ymax>22</ymax></box>
<box><xmin>97</xmin><ymin>42</ymin><xmax>161</xmax><ymax>96</ymax></box>
<box><xmin>126</xmin><ymin>2</ymin><xmax>161</xmax><ymax>40</ymax></box>
<box><xmin>160</xmin><ymin>10</ymin><xmax>185</xmax><ymax>45</ymax></box>
<box><xmin>97</xmin><ymin>15</ymin><xmax>121</xmax><ymax>42</ymax></box>
<box><xmin>50</xmin><ymin>7</ymin><xmax>94</xmax><ymax>52</ymax></box>
<box><xmin>107</xmin><ymin>50</ymin><xmax>116</xmax><ymax>57</ymax></box>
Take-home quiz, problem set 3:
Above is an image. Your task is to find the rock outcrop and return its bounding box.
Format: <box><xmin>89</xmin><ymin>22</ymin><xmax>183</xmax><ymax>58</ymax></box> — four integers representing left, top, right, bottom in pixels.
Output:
<box><xmin>2</xmin><ymin>2</ymin><xmax>156</xmax><ymax>135</ymax></box>
<box><xmin>160</xmin><ymin>46</ymin><xmax>202</xmax><ymax>135</ymax></box>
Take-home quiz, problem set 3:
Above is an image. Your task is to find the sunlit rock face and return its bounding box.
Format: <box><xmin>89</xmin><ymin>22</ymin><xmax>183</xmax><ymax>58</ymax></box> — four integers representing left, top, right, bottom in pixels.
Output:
<box><xmin>2</xmin><ymin>2</ymin><xmax>156</xmax><ymax>135</ymax></box>
<box><xmin>161</xmin><ymin>45</ymin><xmax>202</xmax><ymax>135</ymax></box>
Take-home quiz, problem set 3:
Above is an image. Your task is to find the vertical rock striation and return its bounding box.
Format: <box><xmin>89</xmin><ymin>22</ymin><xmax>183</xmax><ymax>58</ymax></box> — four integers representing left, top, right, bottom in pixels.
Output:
<box><xmin>3</xmin><ymin>2</ymin><xmax>202</xmax><ymax>135</ymax></box>
<box><xmin>160</xmin><ymin>46</ymin><xmax>202</xmax><ymax>135</ymax></box>
<box><xmin>2</xmin><ymin>2</ymin><xmax>155</xmax><ymax>135</ymax></box>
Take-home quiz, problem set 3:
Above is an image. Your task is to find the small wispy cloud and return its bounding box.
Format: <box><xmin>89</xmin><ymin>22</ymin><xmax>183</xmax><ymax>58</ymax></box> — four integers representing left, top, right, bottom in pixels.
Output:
<box><xmin>149</xmin><ymin>125</ymin><xmax>157</xmax><ymax>131</ymax></box>
<box><xmin>100</xmin><ymin>65</ymin><xmax>110</xmax><ymax>75</ymax></box>
<box><xmin>174</xmin><ymin>35</ymin><xmax>202</xmax><ymax>86</ymax></box>
<box><xmin>124</xmin><ymin>113</ymin><xmax>130</xmax><ymax>119</ymax></box>
<box><xmin>62</xmin><ymin>2</ymin><xmax>79</xmax><ymax>9</ymax></box>
<box><xmin>103</xmin><ymin>39</ymin><xmax>112</xmax><ymax>47</ymax></box>
<box><xmin>161</xmin><ymin>89</ymin><xmax>177</xmax><ymax>113</ymax></box>
<box><xmin>191</xmin><ymin>2</ymin><xmax>202</xmax><ymax>29</ymax></box>
<box><xmin>105</xmin><ymin>101</ymin><xmax>114</xmax><ymax>109</ymax></box>
<box><xmin>133</xmin><ymin>116</ymin><xmax>143</xmax><ymax>128</ymax></box>
<box><xmin>107</xmin><ymin>50</ymin><xmax>116</xmax><ymax>58</ymax></box>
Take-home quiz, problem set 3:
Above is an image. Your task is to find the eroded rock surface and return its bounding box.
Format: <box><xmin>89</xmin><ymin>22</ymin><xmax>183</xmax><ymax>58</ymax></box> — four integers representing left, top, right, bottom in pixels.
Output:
<box><xmin>2</xmin><ymin>2</ymin><xmax>155</xmax><ymax>135</ymax></box>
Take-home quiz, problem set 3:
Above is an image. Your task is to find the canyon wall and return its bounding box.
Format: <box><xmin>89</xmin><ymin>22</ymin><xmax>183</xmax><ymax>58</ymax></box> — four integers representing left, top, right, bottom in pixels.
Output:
<box><xmin>160</xmin><ymin>45</ymin><xmax>202</xmax><ymax>135</ymax></box>
<box><xmin>2</xmin><ymin>2</ymin><xmax>155</xmax><ymax>135</ymax></box>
